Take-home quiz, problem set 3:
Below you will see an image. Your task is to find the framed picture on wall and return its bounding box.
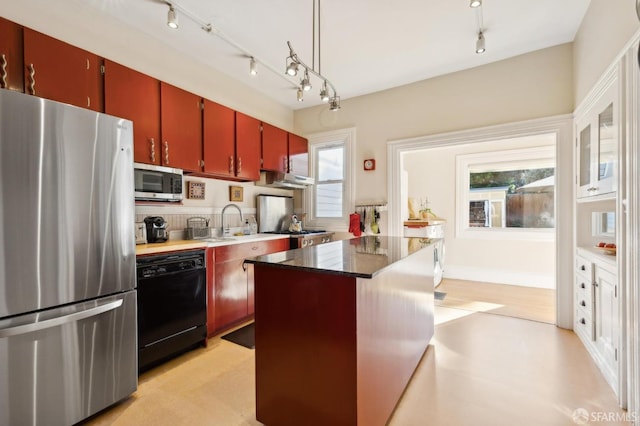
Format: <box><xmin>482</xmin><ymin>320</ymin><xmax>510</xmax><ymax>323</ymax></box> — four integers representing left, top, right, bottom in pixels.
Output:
<box><xmin>229</xmin><ymin>185</ymin><xmax>243</xmax><ymax>202</ymax></box>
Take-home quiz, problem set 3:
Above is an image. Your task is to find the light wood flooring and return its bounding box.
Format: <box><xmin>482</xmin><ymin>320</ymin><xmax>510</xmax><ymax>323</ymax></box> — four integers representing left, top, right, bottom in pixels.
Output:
<box><xmin>436</xmin><ymin>278</ymin><xmax>556</xmax><ymax>324</ymax></box>
<box><xmin>85</xmin><ymin>282</ymin><xmax>626</xmax><ymax>426</ymax></box>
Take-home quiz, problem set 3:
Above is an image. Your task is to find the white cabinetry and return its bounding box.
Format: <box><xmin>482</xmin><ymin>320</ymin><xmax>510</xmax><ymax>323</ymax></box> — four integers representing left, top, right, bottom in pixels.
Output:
<box><xmin>573</xmin><ymin>59</ymin><xmax>624</xmax><ymax>404</ymax></box>
<box><xmin>575</xmin><ymin>65</ymin><xmax>620</xmax><ymax>199</ymax></box>
<box><xmin>574</xmin><ymin>248</ymin><xmax>619</xmax><ymax>393</ymax></box>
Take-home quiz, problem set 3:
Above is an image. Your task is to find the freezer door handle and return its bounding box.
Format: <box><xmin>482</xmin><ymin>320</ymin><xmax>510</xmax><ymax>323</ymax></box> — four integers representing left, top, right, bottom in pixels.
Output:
<box><xmin>0</xmin><ymin>299</ymin><xmax>123</xmax><ymax>338</ymax></box>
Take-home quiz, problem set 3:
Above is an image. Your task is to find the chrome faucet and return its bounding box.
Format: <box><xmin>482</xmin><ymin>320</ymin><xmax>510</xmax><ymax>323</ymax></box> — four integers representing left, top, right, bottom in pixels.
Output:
<box><xmin>221</xmin><ymin>203</ymin><xmax>243</xmax><ymax>236</ymax></box>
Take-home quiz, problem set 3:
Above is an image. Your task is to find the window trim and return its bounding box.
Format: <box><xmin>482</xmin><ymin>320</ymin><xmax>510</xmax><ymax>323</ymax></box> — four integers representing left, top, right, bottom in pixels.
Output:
<box><xmin>456</xmin><ymin>145</ymin><xmax>556</xmax><ymax>241</ymax></box>
<box><xmin>304</xmin><ymin>127</ymin><xmax>356</xmax><ymax>231</ymax></box>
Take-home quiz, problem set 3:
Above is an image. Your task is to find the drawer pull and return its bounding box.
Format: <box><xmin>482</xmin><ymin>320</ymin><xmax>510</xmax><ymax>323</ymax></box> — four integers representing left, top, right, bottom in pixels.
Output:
<box><xmin>580</xmin><ymin>265</ymin><xmax>586</xmax><ymax>271</ymax></box>
<box><xmin>580</xmin><ymin>282</ymin><xmax>586</xmax><ymax>289</ymax></box>
<box><xmin>0</xmin><ymin>54</ymin><xmax>7</xmax><ymax>89</ymax></box>
<box><xmin>580</xmin><ymin>300</ymin><xmax>586</xmax><ymax>307</ymax></box>
<box><xmin>580</xmin><ymin>318</ymin><xmax>586</xmax><ymax>325</ymax></box>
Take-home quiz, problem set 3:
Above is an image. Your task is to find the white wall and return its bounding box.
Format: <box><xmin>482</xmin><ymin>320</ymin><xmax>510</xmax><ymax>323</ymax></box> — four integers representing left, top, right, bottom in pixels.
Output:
<box><xmin>295</xmin><ymin>43</ymin><xmax>574</xmax><ymax>238</ymax></box>
<box><xmin>573</xmin><ymin>0</ymin><xmax>639</xmax><ymax>105</ymax></box>
<box><xmin>403</xmin><ymin>137</ymin><xmax>556</xmax><ymax>288</ymax></box>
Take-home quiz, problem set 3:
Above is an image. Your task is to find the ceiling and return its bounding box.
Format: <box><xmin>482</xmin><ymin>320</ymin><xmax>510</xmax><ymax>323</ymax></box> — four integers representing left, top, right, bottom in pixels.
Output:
<box><xmin>84</xmin><ymin>0</ymin><xmax>591</xmax><ymax>110</ymax></box>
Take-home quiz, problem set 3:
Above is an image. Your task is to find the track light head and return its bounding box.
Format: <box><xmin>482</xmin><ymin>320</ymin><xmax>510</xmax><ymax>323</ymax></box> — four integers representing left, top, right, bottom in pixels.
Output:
<box><xmin>329</xmin><ymin>96</ymin><xmax>340</xmax><ymax>111</ymax></box>
<box><xmin>319</xmin><ymin>81</ymin><xmax>330</xmax><ymax>102</ymax></box>
<box><xmin>297</xmin><ymin>87</ymin><xmax>304</xmax><ymax>102</ymax></box>
<box><xmin>475</xmin><ymin>31</ymin><xmax>486</xmax><ymax>54</ymax></box>
<box><xmin>286</xmin><ymin>59</ymin><xmax>299</xmax><ymax>76</ymax></box>
<box><xmin>167</xmin><ymin>5</ymin><xmax>179</xmax><ymax>29</ymax></box>
<box><xmin>249</xmin><ymin>57</ymin><xmax>257</xmax><ymax>76</ymax></box>
<box><xmin>470</xmin><ymin>0</ymin><xmax>482</xmax><ymax>7</ymax></box>
<box><xmin>301</xmin><ymin>70</ymin><xmax>312</xmax><ymax>92</ymax></box>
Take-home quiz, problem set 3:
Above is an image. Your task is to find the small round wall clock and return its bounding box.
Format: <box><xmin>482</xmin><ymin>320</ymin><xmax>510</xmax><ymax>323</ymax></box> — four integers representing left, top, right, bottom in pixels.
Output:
<box><xmin>364</xmin><ymin>159</ymin><xmax>376</xmax><ymax>171</ymax></box>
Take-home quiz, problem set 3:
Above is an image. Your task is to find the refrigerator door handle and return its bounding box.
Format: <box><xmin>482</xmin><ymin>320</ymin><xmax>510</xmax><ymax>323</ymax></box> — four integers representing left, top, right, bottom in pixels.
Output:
<box><xmin>0</xmin><ymin>299</ymin><xmax>123</xmax><ymax>338</ymax></box>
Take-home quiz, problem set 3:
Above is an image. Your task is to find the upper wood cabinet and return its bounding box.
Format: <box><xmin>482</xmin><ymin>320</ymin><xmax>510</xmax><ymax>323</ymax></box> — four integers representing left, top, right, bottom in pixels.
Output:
<box><xmin>203</xmin><ymin>99</ymin><xmax>236</xmax><ymax>177</ymax></box>
<box><xmin>23</xmin><ymin>28</ymin><xmax>102</xmax><ymax>111</ymax></box>
<box><xmin>0</xmin><ymin>17</ymin><xmax>24</xmax><ymax>92</ymax></box>
<box><xmin>288</xmin><ymin>133</ymin><xmax>309</xmax><ymax>176</ymax></box>
<box><xmin>261</xmin><ymin>123</ymin><xmax>288</xmax><ymax>173</ymax></box>
<box><xmin>104</xmin><ymin>60</ymin><xmax>161</xmax><ymax>165</ymax></box>
<box><xmin>160</xmin><ymin>82</ymin><xmax>203</xmax><ymax>172</ymax></box>
<box><xmin>235</xmin><ymin>112</ymin><xmax>261</xmax><ymax>181</ymax></box>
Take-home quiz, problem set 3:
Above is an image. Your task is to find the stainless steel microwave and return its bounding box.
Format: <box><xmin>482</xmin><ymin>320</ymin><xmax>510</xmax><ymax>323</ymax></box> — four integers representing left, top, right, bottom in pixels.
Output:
<box><xmin>134</xmin><ymin>163</ymin><xmax>183</xmax><ymax>202</ymax></box>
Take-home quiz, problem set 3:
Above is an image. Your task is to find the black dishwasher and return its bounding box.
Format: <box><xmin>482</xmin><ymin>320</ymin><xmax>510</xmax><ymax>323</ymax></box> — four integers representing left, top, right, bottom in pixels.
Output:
<box><xmin>137</xmin><ymin>250</ymin><xmax>207</xmax><ymax>372</ymax></box>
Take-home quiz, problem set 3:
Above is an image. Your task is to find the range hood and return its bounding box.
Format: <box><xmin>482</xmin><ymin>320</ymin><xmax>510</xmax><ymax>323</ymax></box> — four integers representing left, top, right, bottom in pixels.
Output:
<box><xmin>256</xmin><ymin>171</ymin><xmax>314</xmax><ymax>189</ymax></box>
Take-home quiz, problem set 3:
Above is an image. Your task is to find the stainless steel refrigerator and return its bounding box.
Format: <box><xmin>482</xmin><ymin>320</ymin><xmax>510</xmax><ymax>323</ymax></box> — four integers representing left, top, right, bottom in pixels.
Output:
<box><xmin>0</xmin><ymin>90</ymin><xmax>137</xmax><ymax>425</ymax></box>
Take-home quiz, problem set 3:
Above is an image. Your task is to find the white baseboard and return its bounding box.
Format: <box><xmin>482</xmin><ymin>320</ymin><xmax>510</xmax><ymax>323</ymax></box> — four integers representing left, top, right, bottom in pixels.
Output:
<box><xmin>443</xmin><ymin>265</ymin><xmax>555</xmax><ymax>289</ymax></box>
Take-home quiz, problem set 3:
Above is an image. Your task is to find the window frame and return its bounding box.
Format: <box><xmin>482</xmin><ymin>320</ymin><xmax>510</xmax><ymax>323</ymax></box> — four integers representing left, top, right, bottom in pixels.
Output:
<box><xmin>304</xmin><ymin>127</ymin><xmax>356</xmax><ymax>231</ymax></box>
<box><xmin>456</xmin><ymin>145</ymin><xmax>556</xmax><ymax>241</ymax></box>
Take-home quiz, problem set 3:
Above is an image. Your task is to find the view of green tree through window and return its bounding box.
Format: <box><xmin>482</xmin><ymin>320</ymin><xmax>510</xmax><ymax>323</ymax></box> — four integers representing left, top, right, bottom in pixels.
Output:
<box><xmin>469</xmin><ymin>167</ymin><xmax>555</xmax><ymax>229</ymax></box>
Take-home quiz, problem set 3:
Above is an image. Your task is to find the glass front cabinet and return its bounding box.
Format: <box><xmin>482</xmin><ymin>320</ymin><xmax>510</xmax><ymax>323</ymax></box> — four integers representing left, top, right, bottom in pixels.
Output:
<box><xmin>575</xmin><ymin>67</ymin><xmax>620</xmax><ymax>199</ymax></box>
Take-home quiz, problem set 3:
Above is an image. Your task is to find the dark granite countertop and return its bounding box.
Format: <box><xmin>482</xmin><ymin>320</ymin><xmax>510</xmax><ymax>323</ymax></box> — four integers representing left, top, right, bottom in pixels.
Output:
<box><xmin>244</xmin><ymin>235</ymin><xmax>437</xmax><ymax>279</ymax></box>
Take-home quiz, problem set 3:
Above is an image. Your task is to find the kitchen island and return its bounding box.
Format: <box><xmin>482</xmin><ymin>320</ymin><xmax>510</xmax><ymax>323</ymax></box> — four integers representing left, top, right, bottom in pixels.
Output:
<box><xmin>245</xmin><ymin>236</ymin><xmax>436</xmax><ymax>426</ymax></box>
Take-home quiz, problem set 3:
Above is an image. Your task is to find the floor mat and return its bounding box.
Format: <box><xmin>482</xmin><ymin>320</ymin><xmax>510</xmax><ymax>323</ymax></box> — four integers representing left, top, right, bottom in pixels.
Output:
<box><xmin>221</xmin><ymin>323</ymin><xmax>255</xmax><ymax>349</ymax></box>
<box><xmin>435</xmin><ymin>291</ymin><xmax>446</xmax><ymax>301</ymax></box>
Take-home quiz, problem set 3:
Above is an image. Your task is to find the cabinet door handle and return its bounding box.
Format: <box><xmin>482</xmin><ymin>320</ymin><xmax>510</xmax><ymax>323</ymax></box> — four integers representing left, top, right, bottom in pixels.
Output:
<box><xmin>283</xmin><ymin>157</ymin><xmax>288</xmax><ymax>172</ymax></box>
<box><xmin>580</xmin><ymin>318</ymin><xmax>586</xmax><ymax>325</ymax></box>
<box><xmin>229</xmin><ymin>156</ymin><xmax>234</xmax><ymax>174</ymax></box>
<box><xmin>580</xmin><ymin>265</ymin><xmax>586</xmax><ymax>271</ymax></box>
<box><xmin>28</xmin><ymin>63</ymin><xmax>36</xmax><ymax>95</ymax></box>
<box><xmin>580</xmin><ymin>282</ymin><xmax>586</xmax><ymax>289</ymax></box>
<box><xmin>580</xmin><ymin>300</ymin><xmax>586</xmax><ymax>307</ymax></box>
<box><xmin>289</xmin><ymin>158</ymin><xmax>293</xmax><ymax>172</ymax></box>
<box><xmin>237</xmin><ymin>157</ymin><xmax>242</xmax><ymax>174</ymax></box>
<box><xmin>150</xmin><ymin>138</ymin><xmax>156</xmax><ymax>163</ymax></box>
<box><xmin>0</xmin><ymin>54</ymin><xmax>7</xmax><ymax>89</ymax></box>
<box><xmin>164</xmin><ymin>141</ymin><xmax>169</xmax><ymax>165</ymax></box>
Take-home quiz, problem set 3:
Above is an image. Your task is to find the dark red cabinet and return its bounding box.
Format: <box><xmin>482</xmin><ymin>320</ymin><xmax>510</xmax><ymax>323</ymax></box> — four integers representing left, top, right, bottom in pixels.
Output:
<box><xmin>206</xmin><ymin>247</ymin><xmax>216</xmax><ymax>336</ymax></box>
<box><xmin>261</xmin><ymin>123</ymin><xmax>288</xmax><ymax>173</ymax></box>
<box><xmin>160</xmin><ymin>82</ymin><xmax>203</xmax><ymax>172</ymax></box>
<box><xmin>203</xmin><ymin>99</ymin><xmax>236</xmax><ymax>177</ymax></box>
<box><xmin>235</xmin><ymin>112</ymin><xmax>262</xmax><ymax>181</ymax></box>
<box><xmin>104</xmin><ymin>60</ymin><xmax>161</xmax><ymax>165</ymax></box>
<box><xmin>23</xmin><ymin>28</ymin><xmax>102</xmax><ymax>111</ymax></box>
<box><xmin>288</xmin><ymin>133</ymin><xmax>309</xmax><ymax>176</ymax></box>
<box><xmin>0</xmin><ymin>17</ymin><xmax>24</xmax><ymax>92</ymax></box>
<box><xmin>213</xmin><ymin>238</ymin><xmax>289</xmax><ymax>334</ymax></box>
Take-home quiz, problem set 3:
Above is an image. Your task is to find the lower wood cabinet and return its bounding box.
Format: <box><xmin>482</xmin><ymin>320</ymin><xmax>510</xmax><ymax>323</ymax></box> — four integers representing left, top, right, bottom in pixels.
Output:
<box><xmin>208</xmin><ymin>238</ymin><xmax>289</xmax><ymax>336</ymax></box>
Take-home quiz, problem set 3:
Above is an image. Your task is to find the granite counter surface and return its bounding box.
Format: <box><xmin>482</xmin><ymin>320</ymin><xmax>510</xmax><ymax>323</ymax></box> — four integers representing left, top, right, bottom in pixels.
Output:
<box><xmin>244</xmin><ymin>235</ymin><xmax>436</xmax><ymax>279</ymax></box>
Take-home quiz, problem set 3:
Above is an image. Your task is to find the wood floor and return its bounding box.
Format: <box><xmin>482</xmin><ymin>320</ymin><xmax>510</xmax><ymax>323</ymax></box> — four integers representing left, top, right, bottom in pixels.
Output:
<box><xmin>436</xmin><ymin>278</ymin><xmax>556</xmax><ymax>324</ymax></box>
<box><xmin>84</xmin><ymin>282</ymin><xmax>626</xmax><ymax>426</ymax></box>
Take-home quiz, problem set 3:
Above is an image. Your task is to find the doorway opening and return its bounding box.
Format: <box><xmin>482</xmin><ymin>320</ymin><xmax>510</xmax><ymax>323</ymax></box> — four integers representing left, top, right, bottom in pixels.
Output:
<box><xmin>387</xmin><ymin>115</ymin><xmax>573</xmax><ymax>328</ymax></box>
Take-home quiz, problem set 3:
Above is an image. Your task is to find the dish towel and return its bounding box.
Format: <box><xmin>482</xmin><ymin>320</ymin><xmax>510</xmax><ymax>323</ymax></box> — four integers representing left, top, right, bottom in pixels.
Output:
<box><xmin>349</xmin><ymin>213</ymin><xmax>362</xmax><ymax>236</ymax></box>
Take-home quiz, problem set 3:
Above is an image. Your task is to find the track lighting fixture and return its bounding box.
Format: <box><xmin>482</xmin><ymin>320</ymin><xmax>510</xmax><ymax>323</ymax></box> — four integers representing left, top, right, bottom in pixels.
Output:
<box><xmin>167</xmin><ymin>5</ymin><xmax>179</xmax><ymax>29</ymax></box>
<box><xmin>162</xmin><ymin>0</ymin><xmax>340</xmax><ymax>109</ymax></box>
<box><xmin>475</xmin><ymin>31</ymin><xmax>486</xmax><ymax>54</ymax></box>
<box><xmin>469</xmin><ymin>0</ymin><xmax>482</xmax><ymax>8</ymax></box>
<box><xmin>283</xmin><ymin>0</ymin><xmax>340</xmax><ymax>111</ymax></box>
<box><xmin>286</xmin><ymin>59</ymin><xmax>299</xmax><ymax>76</ymax></box>
<box><xmin>301</xmin><ymin>70</ymin><xmax>312</xmax><ymax>92</ymax></box>
<box><xmin>329</xmin><ymin>96</ymin><xmax>340</xmax><ymax>111</ymax></box>
<box><xmin>319</xmin><ymin>81</ymin><xmax>329</xmax><ymax>102</ymax></box>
